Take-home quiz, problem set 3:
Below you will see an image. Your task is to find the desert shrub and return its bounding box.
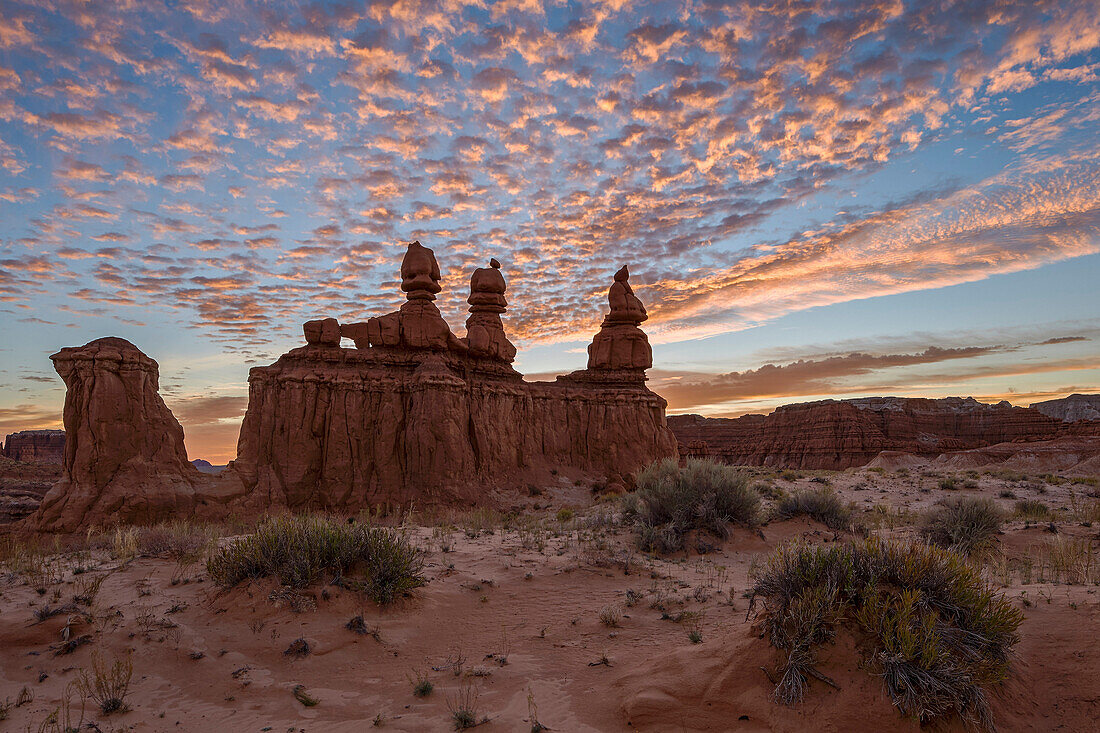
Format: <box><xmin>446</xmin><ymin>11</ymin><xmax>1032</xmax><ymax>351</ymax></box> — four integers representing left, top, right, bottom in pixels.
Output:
<box><xmin>747</xmin><ymin>538</ymin><xmax>1021</xmax><ymax>729</ymax></box>
<box><xmin>753</xmin><ymin>481</ymin><xmax>788</xmax><ymax>500</ymax></box>
<box><xmin>624</xmin><ymin>458</ymin><xmax>758</xmax><ymax>553</ymax></box>
<box><xmin>921</xmin><ymin>498</ymin><xmax>1003</xmax><ymax>554</ymax></box>
<box><xmin>771</xmin><ymin>487</ymin><xmax>852</xmax><ymax>530</ymax></box>
<box><xmin>939</xmin><ymin>477</ymin><xmax>959</xmax><ymax>490</ymax></box>
<box><xmin>1014</xmin><ymin>499</ymin><xmax>1050</xmax><ymax>520</ymax></box>
<box><xmin>137</xmin><ymin>521</ymin><xmax>212</xmax><ymax>563</ymax></box>
<box><xmin>206</xmin><ymin>515</ymin><xmax>425</xmax><ymax>603</ymax></box>
<box><xmin>77</xmin><ymin>651</ymin><xmax>133</xmax><ymax>715</ymax></box>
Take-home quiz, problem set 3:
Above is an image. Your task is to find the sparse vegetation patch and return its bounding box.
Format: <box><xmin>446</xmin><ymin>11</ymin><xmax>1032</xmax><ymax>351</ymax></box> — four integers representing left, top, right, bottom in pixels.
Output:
<box><xmin>206</xmin><ymin>515</ymin><xmax>425</xmax><ymax>603</ymax></box>
<box><xmin>921</xmin><ymin>497</ymin><xmax>1003</xmax><ymax>554</ymax></box>
<box><xmin>747</xmin><ymin>538</ymin><xmax>1022</xmax><ymax>729</ymax></box>
<box><xmin>770</xmin><ymin>487</ymin><xmax>852</xmax><ymax>530</ymax></box>
<box><xmin>622</xmin><ymin>458</ymin><xmax>759</xmax><ymax>553</ymax></box>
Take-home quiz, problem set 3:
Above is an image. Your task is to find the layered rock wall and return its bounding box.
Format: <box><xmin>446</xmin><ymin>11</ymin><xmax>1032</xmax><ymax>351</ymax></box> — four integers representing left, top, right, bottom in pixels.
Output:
<box><xmin>1</xmin><ymin>430</ymin><xmax>65</xmax><ymax>464</ymax></box>
<box><xmin>668</xmin><ymin>397</ymin><xmax>1092</xmax><ymax>470</ymax></box>
<box><xmin>25</xmin><ymin>244</ymin><xmax>678</xmax><ymax>529</ymax></box>
<box><xmin>232</xmin><ymin>348</ymin><xmax>675</xmax><ymax>511</ymax></box>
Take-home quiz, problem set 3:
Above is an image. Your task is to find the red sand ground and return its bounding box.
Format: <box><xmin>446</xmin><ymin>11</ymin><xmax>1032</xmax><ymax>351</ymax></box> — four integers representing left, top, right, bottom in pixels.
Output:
<box><xmin>1</xmin><ymin>468</ymin><xmax>1098</xmax><ymax>731</ymax></box>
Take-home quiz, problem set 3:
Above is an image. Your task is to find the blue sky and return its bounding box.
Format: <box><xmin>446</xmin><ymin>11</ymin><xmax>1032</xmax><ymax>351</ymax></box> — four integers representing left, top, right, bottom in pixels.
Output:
<box><xmin>1</xmin><ymin>0</ymin><xmax>1098</xmax><ymax>461</ymax></box>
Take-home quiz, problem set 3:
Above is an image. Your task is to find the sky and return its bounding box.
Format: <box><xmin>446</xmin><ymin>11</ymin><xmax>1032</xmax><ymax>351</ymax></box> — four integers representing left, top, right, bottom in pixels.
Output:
<box><xmin>1</xmin><ymin>0</ymin><xmax>1099</xmax><ymax>463</ymax></box>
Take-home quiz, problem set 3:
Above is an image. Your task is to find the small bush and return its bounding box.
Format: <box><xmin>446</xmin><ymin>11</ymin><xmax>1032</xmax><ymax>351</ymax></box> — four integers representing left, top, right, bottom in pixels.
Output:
<box><xmin>447</xmin><ymin>682</ymin><xmax>483</xmax><ymax>730</ymax></box>
<box><xmin>206</xmin><ymin>515</ymin><xmax>425</xmax><ymax>603</ymax></box>
<box><xmin>921</xmin><ymin>497</ymin><xmax>1002</xmax><ymax>554</ymax></box>
<box><xmin>771</xmin><ymin>488</ymin><xmax>852</xmax><ymax>530</ymax></box>
<box><xmin>293</xmin><ymin>684</ymin><xmax>319</xmax><ymax>707</ymax></box>
<box><xmin>77</xmin><ymin>651</ymin><xmax>133</xmax><ymax>715</ymax></box>
<box><xmin>939</xmin><ymin>477</ymin><xmax>958</xmax><ymax>490</ymax></box>
<box><xmin>624</xmin><ymin>458</ymin><xmax>758</xmax><ymax>553</ymax></box>
<box><xmin>747</xmin><ymin>538</ymin><xmax>1021</xmax><ymax>729</ymax></box>
<box><xmin>598</xmin><ymin>604</ymin><xmax>622</xmax><ymax>627</ymax></box>
<box><xmin>410</xmin><ymin>669</ymin><xmax>433</xmax><ymax>697</ymax></box>
<box><xmin>1014</xmin><ymin>499</ymin><xmax>1050</xmax><ymax>520</ymax></box>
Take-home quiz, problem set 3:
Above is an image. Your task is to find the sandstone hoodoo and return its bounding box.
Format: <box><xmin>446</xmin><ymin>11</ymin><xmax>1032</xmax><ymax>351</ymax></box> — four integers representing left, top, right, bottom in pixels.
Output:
<box><xmin>586</xmin><ymin>264</ymin><xmax>653</xmax><ymax>374</ymax></box>
<box><xmin>232</xmin><ymin>242</ymin><xmax>677</xmax><ymax>511</ymax></box>
<box><xmin>29</xmin><ymin>337</ymin><xmax>205</xmax><ymax>531</ymax></box>
<box><xmin>1</xmin><ymin>429</ymin><xmax>65</xmax><ymax>464</ymax></box>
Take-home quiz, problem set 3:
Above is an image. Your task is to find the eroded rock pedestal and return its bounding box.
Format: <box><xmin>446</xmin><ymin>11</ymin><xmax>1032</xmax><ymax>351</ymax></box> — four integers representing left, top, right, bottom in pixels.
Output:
<box><xmin>233</xmin><ymin>245</ymin><xmax>677</xmax><ymax>511</ymax></box>
<box><xmin>29</xmin><ymin>338</ymin><xmax>206</xmax><ymax>531</ymax></box>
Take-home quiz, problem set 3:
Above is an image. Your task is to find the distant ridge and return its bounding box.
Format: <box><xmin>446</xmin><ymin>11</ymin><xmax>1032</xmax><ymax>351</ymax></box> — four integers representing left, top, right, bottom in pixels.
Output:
<box><xmin>668</xmin><ymin>395</ymin><xmax>1100</xmax><ymax>471</ymax></box>
<box><xmin>1030</xmin><ymin>394</ymin><xmax>1100</xmax><ymax>422</ymax></box>
<box><xmin>190</xmin><ymin>459</ymin><xmax>227</xmax><ymax>474</ymax></box>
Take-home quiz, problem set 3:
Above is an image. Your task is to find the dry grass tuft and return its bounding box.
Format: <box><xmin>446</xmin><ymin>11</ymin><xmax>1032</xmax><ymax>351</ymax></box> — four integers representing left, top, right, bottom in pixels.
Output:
<box><xmin>623</xmin><ymin>458</ymin><xmax>759</xmax><ymax>553</ymax></box>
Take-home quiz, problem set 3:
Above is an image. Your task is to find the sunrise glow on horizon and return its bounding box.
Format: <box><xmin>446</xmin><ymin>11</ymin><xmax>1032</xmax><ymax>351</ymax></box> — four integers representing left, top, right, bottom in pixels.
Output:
<box><xmin>2</xmin><ymin>0</ymin><xmax>1099</xmax><ymax>462</ymax></box>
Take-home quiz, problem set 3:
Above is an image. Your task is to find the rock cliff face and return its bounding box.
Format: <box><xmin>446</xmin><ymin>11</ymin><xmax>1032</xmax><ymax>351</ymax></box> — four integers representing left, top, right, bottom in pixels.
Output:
<box><xmin>668</xmin><ymin>397</ymin><xmax>1087</xmax><ymax>470</ymax></box>
<box><xmin>29</xmin><ymin>338</ymin><xmax>206</xmax><ymax>531</ymax></box>
<box><xmin>1</xmin><ymin>430</ymin><xmax>65</xmax><ymax>464</ymax></box>
<box><xmin>1031</xmin><ymin>394</ymin><xmax>1100</xmax><ymax>422</ymax></box>
<box><xmin>232</xmin><ymin>244</ymin><xmax>677</xmax><ymax>511</ymax></box>
<box><xmin>23</xmin><ymin>245</ymin><xmax>678</xmax><ymax>530</ymax></box>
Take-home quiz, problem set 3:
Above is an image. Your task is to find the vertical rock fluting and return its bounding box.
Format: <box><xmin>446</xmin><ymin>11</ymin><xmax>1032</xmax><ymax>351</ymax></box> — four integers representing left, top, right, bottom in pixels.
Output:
<box><xmin>231</xmin><ymin>248</ymin><xmax>677</xmax><ymax>510</ymax></box>
<box><xmin>29</xmin><ymin>337</ymin><xmax>204</xmax><ymax>531</ymax></box>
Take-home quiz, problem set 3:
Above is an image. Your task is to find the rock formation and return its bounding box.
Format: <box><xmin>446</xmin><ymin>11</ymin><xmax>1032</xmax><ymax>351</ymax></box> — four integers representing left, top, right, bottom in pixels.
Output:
<box><xmin>28</xmin><ymin>338</ymin><xmax>206</xmax><ymax>531</ymax></box>
<box><xmin>344</xmin><ymin>241</ymin><xmax>470</xmax><ymax>353</ymax></box>
<box><xmin>1031</xmin><ymin>394</ymin><xmax>1100</xmax><ymax>422</ymax></box>
<box><xmin>586</xmin><ymin>265</ymin><xmax>653</xmax><ymax>375</ymax></box>
<box><xmin>463</xmin><ymin>258</ymin><xmax>517</xmax><ymax>362</ymax></box>
<box><xmin>668</xmin><ymin>396</ymin><xmax>1100</xmax><ymax>470</ymax></box>
<box><xmin>232</xmin><ymin>244</ymin><xmax>677</xmax><ymax>511</ymax></box>
<box><xmin>1</xmin><ymin>429</ymin><xmax>65</xmax><ymax>464</ymax></box>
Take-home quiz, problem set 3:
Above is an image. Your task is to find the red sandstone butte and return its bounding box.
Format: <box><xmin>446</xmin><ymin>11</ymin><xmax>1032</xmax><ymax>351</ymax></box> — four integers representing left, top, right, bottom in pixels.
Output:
<box><xmin>28</xmin><ymin>337</ymin><xmax>206</xmax><ymax>531</ymax></box>
<box><xmin>232</xmin><ymin>243</ymin><xmax>677</xmax><ymax>512</ymax></box>
<box><xmin>668</xmin><ymin>396</ymin><xmax>1100</xmax><ymax>470</ymax></box>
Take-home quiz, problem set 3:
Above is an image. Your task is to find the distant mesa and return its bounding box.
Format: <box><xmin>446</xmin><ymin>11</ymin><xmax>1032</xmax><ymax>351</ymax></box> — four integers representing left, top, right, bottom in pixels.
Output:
<box><xmin>669</xmin><ymin>396</ymin><xmax>1100</xmax><ymax>473</ymax></box>
<box><xmin>25</xmin><ymin>242</ymin><xmax>677</xmax><ymax>530</ymax></box>
<box><xmin>1</xmin><ymin>429</ymin><xmax>64</xmax><ymax>464</ymax></box>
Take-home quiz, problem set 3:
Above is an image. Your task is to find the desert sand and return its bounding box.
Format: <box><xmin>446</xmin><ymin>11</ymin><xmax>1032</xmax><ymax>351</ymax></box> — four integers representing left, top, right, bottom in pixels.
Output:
<box><xmin>3</xmin><ymin>466</ymin><xmax>1098</xmax><ymax>732</ymax></box>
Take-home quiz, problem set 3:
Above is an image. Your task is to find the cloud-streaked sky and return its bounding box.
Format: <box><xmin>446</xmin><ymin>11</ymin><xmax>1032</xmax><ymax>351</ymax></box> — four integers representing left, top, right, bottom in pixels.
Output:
<box><xmin>2</xmin><ymin>0</ymin><xmax>1099</xmax><ymax>462</ymax></box>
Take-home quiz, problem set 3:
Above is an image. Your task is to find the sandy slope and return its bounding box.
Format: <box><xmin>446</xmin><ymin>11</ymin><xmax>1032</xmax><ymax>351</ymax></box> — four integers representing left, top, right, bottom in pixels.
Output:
<box><xmin>1</xmin><ymin>469</ymin><xmax>1098</xmax><ymax>731</ymax></box>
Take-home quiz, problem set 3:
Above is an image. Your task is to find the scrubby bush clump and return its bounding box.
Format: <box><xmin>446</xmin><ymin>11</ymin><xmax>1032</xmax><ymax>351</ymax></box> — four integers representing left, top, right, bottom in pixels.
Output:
<box><xmin>622</xmin><ymin>458</ymin><xmax>759</xmax><ymax>553</ymax></box>
<box><xmin>206</xmin><ymin>515</ymin><xmax>425</xmax><ymax>603</ymax></box>
<box><xmin>770</xmin><ymin>487</ymin><xmax>852</xmax><ymax>530</ymax></box>
<box><xmin>747</xmin><ymin>538</ymin><xmax>1022</xmax><ymax>729</ymax></box>
<box><xmin>921</xmin><ymin>497</ymin><xmax>1003</xmax><ymax>554</ymax></box>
